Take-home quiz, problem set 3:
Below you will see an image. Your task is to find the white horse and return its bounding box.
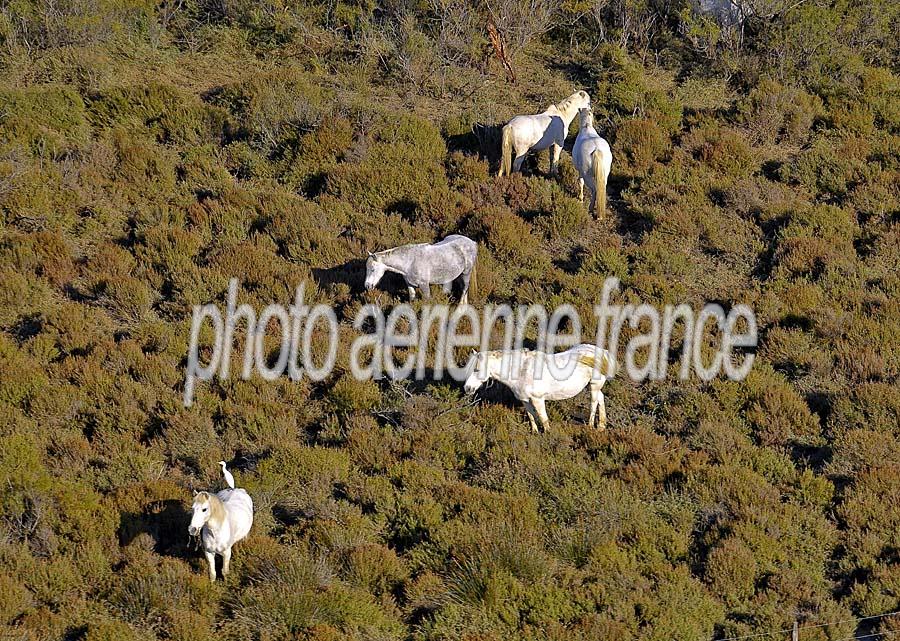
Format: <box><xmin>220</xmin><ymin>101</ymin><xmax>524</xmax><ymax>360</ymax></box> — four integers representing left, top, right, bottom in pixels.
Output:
<box><xmin>364</xmin><ymin>234</ymin><xmax>477</xmax><ymax>304</ymax></box>
<box><xmin>498</xmin><ymin>90</ymin><xmax>591</xmax><ymax>177</ymax></box>
<box><xmin>188</xmin><ymin>462</ymin><xmax>253</xmax><ymax>581</ymax></box>
<box><xmin>572</xmin><ymin>108</ymin><xmax>612</xmax><ymax>217</ymax></box>
<box><xmin>463</xmin><ymin>344</ymin><xmax>615</xmax><ymax>432</ymax></box>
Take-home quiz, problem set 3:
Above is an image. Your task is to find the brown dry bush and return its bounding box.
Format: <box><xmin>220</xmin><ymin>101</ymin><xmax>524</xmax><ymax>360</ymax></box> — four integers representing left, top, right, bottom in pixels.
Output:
<box><xmin>614</xmin><ymin>118</ymin><xmax>669</xmax><ymax>173</ymax></box>
<box><xmin>0</xmin><ymin>2</ymin><xmax>898</xmax><ymax>639</ymax></box>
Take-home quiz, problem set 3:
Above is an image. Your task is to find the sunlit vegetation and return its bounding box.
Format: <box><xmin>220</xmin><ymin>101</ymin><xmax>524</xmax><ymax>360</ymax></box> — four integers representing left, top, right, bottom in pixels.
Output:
<box><xmin>0</xmin><ymin>0</ymin><xmax>898</xmax><ymax>638</ymax></box>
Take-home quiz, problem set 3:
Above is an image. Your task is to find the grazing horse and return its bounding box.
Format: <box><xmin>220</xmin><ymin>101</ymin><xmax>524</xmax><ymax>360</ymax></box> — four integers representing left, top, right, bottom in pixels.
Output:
<box><xmin>188</xmin><ymin>462</ymin><xmax>253</xmax><ymax>581</ymax></box>
<box><xmin>462</xmin><ymin>344</ymin><xmax>615</xmax><ymax>433</ymax></box>
<box><xmin>498</xmin><ymin>90</ymin><xmax>591</xmax><ymax>177</ymax></box>
<box><xmin>572</xmin><ymin>108</ymin><xmax>612</xmax><ymax>217</ymax></box>
<box><xmin>365</xmin><ymin>234</ymin><xmax>478</xmax><ymax>304</ymax></box>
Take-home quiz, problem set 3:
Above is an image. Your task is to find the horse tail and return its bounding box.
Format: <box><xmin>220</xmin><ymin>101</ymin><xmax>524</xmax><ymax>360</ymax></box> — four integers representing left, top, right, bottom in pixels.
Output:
<box><xmin>577</xmin><ymin>350</ymin><xmax>615</xmax><ymax>379</ymax></box>
<box><xmin>591</xmin><ymin>149</ymin><xmax>606</xmax><ymax>217</ymax></box>
<box><xmin>499</xmin><ymin>124</ymin><xmax>512</xmax><ymax>177</ymax></box>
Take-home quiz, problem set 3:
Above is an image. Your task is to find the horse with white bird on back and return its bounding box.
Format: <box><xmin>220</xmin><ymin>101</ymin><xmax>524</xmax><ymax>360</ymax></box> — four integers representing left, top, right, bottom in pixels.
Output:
<box><xmin>188</xmin><ymin>462</ymin><xmax>253</xmax><ymax>581</ymax></box>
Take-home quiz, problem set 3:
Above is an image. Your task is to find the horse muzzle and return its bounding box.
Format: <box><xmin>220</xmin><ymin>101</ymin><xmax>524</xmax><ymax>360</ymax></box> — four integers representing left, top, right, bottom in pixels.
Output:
<box><xmin>188</xmin><ymin>525</ymin><xmax>199</xmax><ymax>536</ymax></box>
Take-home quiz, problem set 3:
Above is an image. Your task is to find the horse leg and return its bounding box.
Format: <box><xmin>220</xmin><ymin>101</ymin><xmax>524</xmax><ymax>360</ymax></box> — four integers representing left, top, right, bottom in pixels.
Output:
<box><xmin>512</xmin><ymin>153</ymin><xmax>527</xmax><ymax>173</ymax></box>
<box><xmin>442</xmin><ymin>281</ymin><xmax>452</xmax><ymax>295</ymax></box>
<box><xmin>407</xmin><ymin>285</ymin><xmax>416</xmax><ymax>301</ymax></box>
<box><xmin>205</xmin><ymin>550</ymin><xmax>217</xmax><ymax>581</ymax></box>
<box><xmin>589</xmin><ymin>383</ymin><xmax>601</xmax><ymax>428</ymax></box>
<box><xmin>595</xmin><ymin>388</ymin><xmax>607</xmax><ymax>430</ymax></box>
<box><xmin>523</xmin><ymin>400</ymin><xmax>539</xmax><ymax>433</ymax></box>
<box><xmin>550</xmin><ymin>144</ymin><xmax>562</xmax><ymax>176</ymax></box>
<box><xmin>460</xmin><ymin>271</ymin><xmax>472</xmax><ymax>306</ymax></box>
<box><xmin>222</xmin><ymin>547</ymin><xmax>232</xmax><ymax>577</ymax></box>
<box><xmin>579</xmin><ymin>177</ymin><xmax>585</xmax><ymax>202</ymax></box>
<box><xmin>532</xmin><ymin>397</ymin><xmax>550</xmax><ymax>432</ymax></box>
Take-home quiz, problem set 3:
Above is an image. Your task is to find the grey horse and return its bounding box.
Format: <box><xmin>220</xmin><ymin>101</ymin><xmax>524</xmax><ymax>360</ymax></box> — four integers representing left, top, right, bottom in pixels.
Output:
<box><xmin>364</xmin><ymin>234</ymin><xmax>477</xmax><ymax>304</ymax></box>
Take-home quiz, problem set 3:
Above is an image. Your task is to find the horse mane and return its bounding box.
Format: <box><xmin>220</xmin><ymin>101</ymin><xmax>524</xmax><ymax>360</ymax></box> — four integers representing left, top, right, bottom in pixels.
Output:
<box><xmin>576</xmin><ymin>351</ymin><xmax>615</xmax><ymax>377</ymax></box>
<box><xmin>376</xmin><ymin>244</ymin><xmax>416</xmax><ymax>260</ymax></box>
<box><xmin>553</xmin><ymin>91</ymin><xmax>585</xmax><ymax>115</ymax></box>
<box><xmin>375</xmin><ymin>247</ymin><xmax>396</xmax><ymax>258</ymax></box>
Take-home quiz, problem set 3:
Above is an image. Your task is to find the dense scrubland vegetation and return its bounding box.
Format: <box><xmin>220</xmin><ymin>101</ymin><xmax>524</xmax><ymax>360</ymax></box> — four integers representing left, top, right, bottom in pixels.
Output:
<box><xmin>0</xmin><ymin>0</ymin><xmax>898</xmax><ymax>638</ymax></box>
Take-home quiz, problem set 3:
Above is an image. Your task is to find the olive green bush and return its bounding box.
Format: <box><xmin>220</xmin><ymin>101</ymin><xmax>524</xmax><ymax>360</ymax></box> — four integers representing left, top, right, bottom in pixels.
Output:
<box><xmin>0</xmin><ymin>1</ymin><xmax>898</xmax><ymax>639</ymax></box>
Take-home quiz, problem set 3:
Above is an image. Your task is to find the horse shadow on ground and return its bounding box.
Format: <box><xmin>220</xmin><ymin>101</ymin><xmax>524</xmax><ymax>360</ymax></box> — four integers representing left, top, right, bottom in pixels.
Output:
<box><xmin>466</xmin><ymin>122</ymin><xmax>506</xmax><ymax>172</ymax></box>
<box><xmin>312</xmin><ymin>258</ymin><xmax>368</xmax><ymax>296</ymax></box>
<box><xmin>119</xmin><ymin>500</ymin><xmax>194</xmax><ymax>559</ymax></box>
<box><xmin>606</xmin><ymin>174</ymin><xmax>653</xmax><ymax>242</ymax></box>
<box><xmin>554</xmin><ymin>245</ymin><xmax>590</xmax><ymax>274</ymax></box>
<box><xmin>315</xmin><ymin>260</ymin><xmax>411</xmax><ymax>299</ymax></box>
<box><xmin>310</xmin><ymin>257</ymin><xmax>417</xmax><ymax>301</ymax></box>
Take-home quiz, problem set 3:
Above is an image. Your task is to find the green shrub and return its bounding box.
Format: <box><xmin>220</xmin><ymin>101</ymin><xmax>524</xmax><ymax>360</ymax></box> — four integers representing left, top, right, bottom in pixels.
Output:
<box><xmin>743</xmin><ymin>369</ymin><xmax>821</xmax><ymax>448</ymax></box>
<box><xmin>614</xmin><ymin>118</ymin><xmax>669</xmax><ymax>173</ymax></box>
<box><xmin>324</xmin><ymin>111</ymin><xmax>448</xmax><ymax>213</ymax></box>
<box><xmin>328</xmin><ymin>374</ymin><xmax>382</xmax><ymax>414</ymax></box>
<box><xmin>88</xmin><ymin>83</ymin><xmax>226</xmax><ymax>145</ymax></box>
<box><xmin>280</xmin><ymin>115</ymin><xmax>353</xmax><ymax>194</ymax></box>
<box><xmin>773</xmin><ymin>204</ymin><xmax>858</xmax><ymax>279</ymax></box>
<box><xmin>96</xmin><ymin>275</ymin><xmax>155</xmax><ymax>323</ymax></box>
<box><xmin>760</xmin><ymin>327</ymin><xmax>830</xmax><ymax>379</ymax></box>
<box><xmin>704</xmin><ymin>536</ymin><xmax>757</xmax><ymax>606</ymax></box>
<box><xmin>466</xmin><ymin>204</ymin><xmax>545</xmax><ymax>267</ymax></box>
<box><xmin>211</xmin><ymin>68</ymin><xmax>329</xmax><ymax>150</ymax></box>
<box><xmin>108</xmin><ymin>559</ymin><xmax>217</xmax><ymax>635</ymax></box>
<box><xmin>683</xmin><ymin>125</ymin><xmax>755</xmax><ymax>177</ymax></box>
<box><xmin>737</xmin><ymin>79</ymin><xmax>822</xmax><ymax>145</ymax></box>
<box><xmin>224</xmin><ymin>577</ymin><xmax>405</xmax><ymax>640</ymax></box>
<box><xmin>83</xmin><ymin>619</ymin><xmax>154</xmax><ymax>641</ymax></box>
<box><xmin>592</xmin><ymin>45</ymin><xmax>683</xmax><ymax>135</ymax></box>
<box><xmin>0</xmin><ymin>229</ymin><xmax>76</xmax><ymax>287</ymax></box>
<box><xmin>108</xmin><ymin>128</ymin><xmax>179</xmax><ymax>197</ymax></box>
<box><xmin>0</xmin><ymin>571</ymin><xmax>33</xmax><ymax>624</ymax></box>
<box><xmin>829</xmin><ymin>383</ymin><xmax>900</xmax><ymax>435</ymax></box>
<box><xmin>781</xmin><ymin>135</ymin><xmax>869</xmax><ymax>200</ymax></box>
<box><xmin>341</xmin><ymin>543</ymin><xmax>408</xmax><ymax>597</ymax></box>
<box><xmin>0</xmin><ymin>85</ymin><xmax>90</xmax><ymax>157</ymax></box>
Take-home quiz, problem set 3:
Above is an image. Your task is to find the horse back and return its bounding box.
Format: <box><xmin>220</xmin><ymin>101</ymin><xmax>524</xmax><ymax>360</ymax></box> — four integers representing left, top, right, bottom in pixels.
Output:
<box><xmin>426</xmin><ymin>236</ymin><xmax>475</xmax><ymax>278</ymax></box>
<box><xmin>437</xmin><ymin>235</ymin><xmax>476</xmax><ymax>259</ymax></box>
<box><xmin>217</xmin><ymin>488</ymin><xmax>253</xmax><ymax>516</ymax></box>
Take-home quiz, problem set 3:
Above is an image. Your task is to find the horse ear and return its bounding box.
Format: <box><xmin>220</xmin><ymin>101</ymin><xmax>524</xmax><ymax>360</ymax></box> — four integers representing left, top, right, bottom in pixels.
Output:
<box><xmin>192</xmin><ymin>489</ymin><xmax>198</xmax><ymax>496</ymax></box>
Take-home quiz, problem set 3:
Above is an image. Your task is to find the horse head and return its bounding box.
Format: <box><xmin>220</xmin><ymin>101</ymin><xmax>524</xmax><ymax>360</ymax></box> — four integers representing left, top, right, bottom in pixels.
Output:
<box><xmin>578</xmin><ymin>107</ymin><xmax>594</xmax><ymax>129</ymax></box>
<box><xmin>463</xmin><ymin>350</ymin><xmax>490</xmax><ymax>395</ymax></box>
<box><xmin>364</xmin><ymin>252</ymin><xmax>387</xmax><ymax>290</ymax></box>
<box><xmin>188</xmin><ymin>492</ymin><xmax>212</xmax><ymax>536</ymax></box>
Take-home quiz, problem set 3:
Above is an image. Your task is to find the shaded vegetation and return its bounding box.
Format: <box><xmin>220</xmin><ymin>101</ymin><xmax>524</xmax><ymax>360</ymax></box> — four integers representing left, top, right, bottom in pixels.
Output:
<box><xmin>0</xmin><ymin>0</ymin><xmax>899</xmax><ymax>639</ymax></box>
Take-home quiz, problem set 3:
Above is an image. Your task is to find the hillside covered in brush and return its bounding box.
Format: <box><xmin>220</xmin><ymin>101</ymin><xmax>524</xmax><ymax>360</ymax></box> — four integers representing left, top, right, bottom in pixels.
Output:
<box><xmin>0</xmin><ymin>0</ymin><xmax>898</xmax><ymax>639</ymax></box>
